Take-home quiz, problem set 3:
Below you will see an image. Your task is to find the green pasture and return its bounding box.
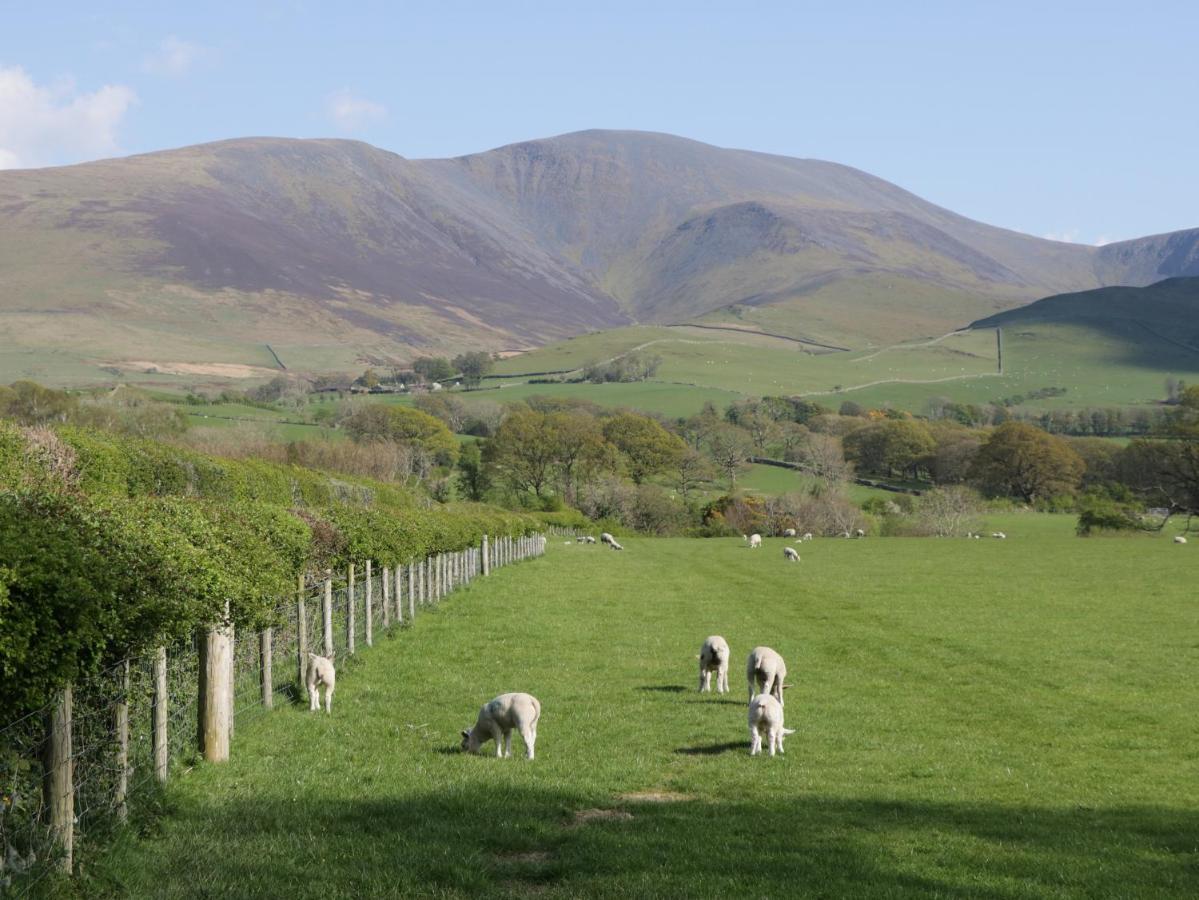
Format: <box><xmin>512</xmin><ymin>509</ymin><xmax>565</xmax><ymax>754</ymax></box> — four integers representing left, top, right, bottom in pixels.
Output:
<box><xmin>84</xmin><ymin>518</ymin><xmax>1199</xmax><ymax>898</ymax></box>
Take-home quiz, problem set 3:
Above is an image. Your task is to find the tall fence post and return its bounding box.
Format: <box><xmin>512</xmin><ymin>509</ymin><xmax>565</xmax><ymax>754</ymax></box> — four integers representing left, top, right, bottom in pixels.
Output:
<box><xmin>297</xmin><ymin>573</ymin><xmax>308</xmax><ymax>693</ymax></box>
<box><xmin>407</xmin><ymin>564</ymin><xmax>415</xmax><ymax>621</ymax></box>
<box><xmin>199</xmin><ymin>603</ymin><xmax>233</xmax><ymax>763</ymax></box>
<box><xmin>382</xmin><ymin>565</ymin><xmax>392</xmax><ymax>629</ymax></box>
<box><xmin>114</xmin><ymin>661</ymin><xmax>129</xmax><ymax>823</ymax></box>
<box><xmin>365</xmin><ymin>560</ymin><xmax>374</xmax><ymax>647</ymax></box>
<box><xmin>260</xmin><ymin>628</ymin><xmax>274</xmax><ymax>710</ymax></box>
<box><xmin>347</xmin><ymin>563</ymin><xmax>356</xmax><ymax>655</ymax></box>
<box><xmin>153</xmin><ymin>646</ymin><xmax>168</xmax><ymax>784</ymax></box>
<box><xmin>483</xmin><ymin>535</ymin><xmax>490</xmax><ymax>576</ymax></box>
<box><xmin>44</xmin><ymin>684</ymin><xmax>74</xmax><ymax>873</ymax></box>
<box><xmin>322</xmin><ymin>572</ymin><xmax>334</xmax><ymax>659</ymax></box>
<box><xmin>400</xmin><ymin>565</ymin><xmax>410</xmax><ymax>623</ymax></box>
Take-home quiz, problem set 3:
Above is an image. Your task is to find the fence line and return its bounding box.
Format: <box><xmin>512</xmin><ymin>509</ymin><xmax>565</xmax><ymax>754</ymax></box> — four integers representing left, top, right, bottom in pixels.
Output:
<box><xmin>0</xmin><ymin>533</ymin><xmax>547</xmax><ymax>894</ymax></box>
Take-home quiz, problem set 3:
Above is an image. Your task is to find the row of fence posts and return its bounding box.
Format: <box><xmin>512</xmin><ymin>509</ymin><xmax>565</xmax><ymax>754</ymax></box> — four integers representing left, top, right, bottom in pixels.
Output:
<box><xmin>34</xmin><ymin>533</ymin><xmax>546</xmax><ymax>876</ymax></box>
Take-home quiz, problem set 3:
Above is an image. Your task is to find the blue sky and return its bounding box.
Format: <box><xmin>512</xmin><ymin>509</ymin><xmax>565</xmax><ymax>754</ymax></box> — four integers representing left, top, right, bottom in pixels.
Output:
<box><xmin>2</xmin><ymin>1</ymin><xmax>1195</xmax><ymax>245</ymax></box>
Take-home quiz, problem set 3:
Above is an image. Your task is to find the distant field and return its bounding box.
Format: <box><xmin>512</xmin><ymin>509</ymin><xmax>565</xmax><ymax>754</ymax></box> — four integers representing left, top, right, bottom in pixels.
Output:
<box><xmin>184</xmin><ymin>403</ymin><xmax>342</xmax><ymax>442</ymax></box>
<box><xmin>94</xmin><ymin>518</ymin><xmax>1199</xmax><ymax>897</ymax></box>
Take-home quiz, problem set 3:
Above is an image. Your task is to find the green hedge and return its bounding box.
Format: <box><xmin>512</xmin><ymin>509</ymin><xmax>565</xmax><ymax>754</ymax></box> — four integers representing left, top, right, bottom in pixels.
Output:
<box><xmin>0</xmin><ymin>421</ymin><xmax>537</xmax><ymax>719</ymax></box>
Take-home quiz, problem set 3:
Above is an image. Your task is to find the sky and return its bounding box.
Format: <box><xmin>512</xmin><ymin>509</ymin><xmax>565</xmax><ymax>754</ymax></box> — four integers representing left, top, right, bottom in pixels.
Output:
<box><xmin>1</xmin><ymin>1</ymin><xmax>1195</xmax><ymax>245</ymax></box>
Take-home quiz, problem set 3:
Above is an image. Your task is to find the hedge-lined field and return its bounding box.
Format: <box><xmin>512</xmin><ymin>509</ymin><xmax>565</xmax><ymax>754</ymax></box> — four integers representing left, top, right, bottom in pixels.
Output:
<box><xmin>86</xmin><ymin>519</ymin><xmax>1199</xmax><ymax>898</ymax></box>
<box><xmin>0</xmin><ymin>422</ymin><xmax>538</xmax><ymax>719</ymax></box>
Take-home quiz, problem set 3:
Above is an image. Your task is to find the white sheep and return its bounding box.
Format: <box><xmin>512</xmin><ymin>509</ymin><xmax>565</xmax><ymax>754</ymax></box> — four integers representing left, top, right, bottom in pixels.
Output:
<box><xmin>461</xmin><ymin>692</ymin><xmax>541</xmax><ymax>759</ymax></box>
<box><xmin>607</xmin><ymin>537</ymin><xmax>624</xmax><ymax>550</ymax></box>
<box><xmin>748</xmin><ymin>693</ymin><xmax>795</xmax><ymax>757</ymax></box>
<box><xmin>1175</xmin><ymin>535</ymin><xmax>1188</xmax><ymax>544</ymax></box>
<box><xmin>855</xmin><ymin>528</ymin><xmax>866</xmax><ymax>538</ymax></box>
<box><xmin>746</xmin><ymin>646</ymin><xmax>787</xmax><ymax>707</ymax></box>
<box><xmin>842</xmin><ymin>531</ymin><xmax>852</xmax><ymax>538</ymax></box>
<box><xmin>584</xmin><ymin>536</ymin><xmax>597</xmax><ymax>544</ymax></box>
<box><xmin>747</xmin><ymin>533</ymin><xmax>762</xmax><ymax>549</ymax></box>
<box><xmin>992</xmin><ymin>532</ymin><xmax>1007</xmax><ymax>539</ymax></box>
<box><xmin>698</xmin><ymin>635</ymin><xmax>731</xmax><ymax>693</ymax></box>
<box><xmin>802</xmin><ymin>533</ymin><xmax>813</xmax><ymax>542</ymax></box>
<box><xmin>306</xmin><ymin>652</ymin><xmax>336</xmax><ymax>714</ymax></box>
<box><xmin>783</xmin><ymin>528</ymin><xmax>797</xmax><ymax>538</ymax></box>
<box><xmin>782</xmin><ymin>546</ymin><xmax>800</xmax><ymax>562</ymax></box>
<box><xmin>600</xmin><ymin>532</ymin><xmax>618</xmax><ymax>547</ymax></box>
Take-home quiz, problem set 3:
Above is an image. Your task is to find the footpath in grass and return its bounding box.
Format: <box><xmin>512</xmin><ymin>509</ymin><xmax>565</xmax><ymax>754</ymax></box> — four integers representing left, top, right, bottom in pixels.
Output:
<box><xmin>86</xmin><ymin>520</ymin><xmax>1198</xmax><ymax>898</ymax></box>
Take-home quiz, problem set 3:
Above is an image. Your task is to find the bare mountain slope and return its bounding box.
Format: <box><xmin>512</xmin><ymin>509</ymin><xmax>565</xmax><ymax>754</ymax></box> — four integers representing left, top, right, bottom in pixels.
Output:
<box><xmin>0</xmin><ymin>129</ymin><xmax>1195</xmax><ymax>384</ymax></box>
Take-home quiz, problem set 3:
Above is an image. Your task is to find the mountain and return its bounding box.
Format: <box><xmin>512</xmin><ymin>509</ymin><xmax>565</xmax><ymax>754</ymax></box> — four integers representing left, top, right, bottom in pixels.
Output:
<box><xmin>0</xmin><ymin>129</ymin><xmax>1195</xmax><ymax>385</ymax></box>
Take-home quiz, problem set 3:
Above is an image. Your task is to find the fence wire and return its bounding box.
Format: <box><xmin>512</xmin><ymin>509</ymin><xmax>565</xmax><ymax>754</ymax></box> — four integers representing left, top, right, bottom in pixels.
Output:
<box><xmin>0</xmin><ymin>536</ymin><xmax>547</xmax><ymax>894</ymax></box>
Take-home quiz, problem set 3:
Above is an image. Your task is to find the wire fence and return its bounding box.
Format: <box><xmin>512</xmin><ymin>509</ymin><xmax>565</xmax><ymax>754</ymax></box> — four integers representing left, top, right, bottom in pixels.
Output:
<box><xmin>0</xmin><ymin>533</ymin><xmax>546</xmax><ymax>896</ymax></box>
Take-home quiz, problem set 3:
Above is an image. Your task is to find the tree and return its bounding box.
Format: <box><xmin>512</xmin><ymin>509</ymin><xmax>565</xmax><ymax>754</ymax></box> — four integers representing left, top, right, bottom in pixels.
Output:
<box><xmin>674</xmin><ymin>447</ymin><xmax>715</xmax><ymax>500</ymax></box>
<box><xmin>0</xmin><ymin>380</ymin><xmax>76</xmax><ymax>425</ymax></box>
<box><xmin>414</xmin><ymin>393</ymin><xmax>469</xmax><ymax>432</ymax></box>
<box><xmin>412</xmin><ymin>356</ymin><xmax>454</xmax><ymax>383</ymax></box>
<box><xmin>969</xmin><ymin>422</ymin><xmax>1084</xmax><ymax>502</ymax></box>
<box><xmin>483</xmin><ymin>408</ymin><xmax>559</xmax><ymax>497</ymax></box>
<box><xmin>452</xmin><ymin>351</ymin><xmax>493</xmax><ymax>389</ymax></box>
<box><xmin>549</xmin><ymin>411</ymin><xmax>613</xmax><ymax>503</ymax></box>
<box><xmin>602</xmin><ymin>413</ymin><xmax>685</xmax><ymax>484</ymax></box>
<box><xmin>359</xmin><ymin>368</ymin><xmax>380</xmax><ymax>390</ymax></box>
<box><xmin>455</xmin><ymin>440</ymin><xmax>491</xmax><ymax>501</ymax></box>
<box><xmin>843</xmin><ymin>420</ymin><xmax>935</xmax><ymax>479</ymax></box>
<box><xmin>342</xmin><ymin>405</ymin><xmax>458</xmax><ymax>467</ymax></box>
<box><xmin>915</xmin><ymin>486</ymin><xmax>981</xmax><ymax>537</ymax></box>
<box><xmin>788</xmin><ymin>431</ymin><xmax>850</xmax><ymax>484</ymax></box>
<box><xmin>706</xmin><ymin>423</ymin><xmax>751</xmax><ymax>489</ymax></box>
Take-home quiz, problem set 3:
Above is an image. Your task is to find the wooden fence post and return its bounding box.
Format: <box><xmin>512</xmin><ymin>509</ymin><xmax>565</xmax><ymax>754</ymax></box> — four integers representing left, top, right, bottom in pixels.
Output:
<box><xmin>347</xmin><ymin>563</ymin><xmax>356</xmax><ymax>655</ymax></box>
<box><xmin>44</xmin><ymin>684</ymin><xmax>73</xmax><ymax>873</ymax></box>
<box><xmin>483</xmin><ymin>535</ymin><xmax>490</xmax><ymax>576</ymax></box>
<box><xmin>199</xmin><ymin>604</ymin><xmax>233</xmax><ymax>763</ymax></box>
<box><xmin>115</xmin><ymin>661</ymin><xmax>129</xmax><ymax>823</ymax></box>
<box><xmin>407</xmin><ymin>564</ymin><xmax>416</xmax><ymax>620</ymax></box>
<box><xmin>400</xmin><ymin>565</ymin><xmax>410</xmax><ymax>623</ymax></box>
<box><xmin>297</xmin><ymin>574</ymin><xmax>308</xmax><ymax>693</ymax></box>
<box><xmin>382</xmin><ymin>565</ymin><xmax>392</xmax><ymax>629</ymax></box>
<box><xmin>365</xmin><ymin>560</ymin><xmax>374</xmax><ymax>647</ymax></box>
<box><xmin>322</xmin><ymin>571</ymin><xmax>334</xmax><ymax>659</ymax></box>
<box><xmin>260</xmin><ymin>628</ymin><xmax>273</xmax><ymax>710</ymax></box>
<box><xmin>153</xmin><ymin>646</ymin><xmax>168</xmax><ymax>784</ymax></box>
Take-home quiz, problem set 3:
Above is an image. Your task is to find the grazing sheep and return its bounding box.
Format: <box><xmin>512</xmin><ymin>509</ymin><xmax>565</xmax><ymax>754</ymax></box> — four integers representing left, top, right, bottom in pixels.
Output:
<box><xmin>747</xmin><ymin>533</ymin><xmax>763</xmax><ymax>549</ymax></box>
<box><xmin>1175</xmin><ymin>535</ymin><xmax>1188</xmax><ymax>544</ymax></box>
<box><xmin>842</xmin><ymin>531</ymin><xmax>852</xmax><ymax>538</ymax></box>
<box><xmin>600</xmin><ymin>532</ymin><xmax>618</xmax><ymax>547</ymax></box>
<box><xmin>782</xmin><ymin>546</ymin><xmax>800</xmax><ymax>562</ymax></box>
<box><xmin>746</xmin><ymin>646</ymin><xmax>787</xmax><ymax>706</ymax></box>
<box><xmin>698</xmin><ymin>635</ymin><xmax>731</xmax><ymax>693</ymax></box>
<box><xmin>748</xmin><ymin>693</ymin><xmax>795</xmax><ymax>757</ymax></box>
<box><xmin>783</xmin><ymin>528</ymin><xmax>797</xmax><ymax>538</ymax></box>
<box><xmin>584</xmin><ymin>536</ymin><xmax>597</xmax><ymax>544</ymax></box>
<box><xmin>992</xmin><ymin>532</ymin><xmax>1007</xmax><ymax>539</ymax></box>
<box><xmin>461</xmin><ymin>692</ymin><xmax>541</xmax><ymax>759</ymax></box>
<box><xmin>802</xmin><ymin>533</ymin><xmax>813</xmax><ymax>542</ymax></box>
<box><xmin>607</xmin><ymin>537</ymin><xmax>625</xmax><ymax>550</ymax></box>
<box><xmin>306</xmin><ymin>652</ymin><xmax>336</xmax><ymax>714</ymax></box>
<box><xmin>855</xmin><ymin>528</ymin><xmax>866</xmax><ymax>538</ymax></box>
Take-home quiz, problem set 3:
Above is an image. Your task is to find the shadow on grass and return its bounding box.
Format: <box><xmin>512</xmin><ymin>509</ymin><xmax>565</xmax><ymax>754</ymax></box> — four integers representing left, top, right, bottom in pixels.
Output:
<box><xmin>84</xmin><ymin>785</ymin><xmax>1199</xmax><ymax>899</ymax></box>
<box><xmin>637</xmin><ymin>684</ymin><xmax>688</xmax><ymax>693</ymax></box>
<box><xmin>685</xmin><ymin>697</ymin><xmax>744</xmax><ymax>706</ymax></box>
<box><xmin>674</xmin><ymin>741</ymin><xmax>745</xmax><ymax>756</ymax></box>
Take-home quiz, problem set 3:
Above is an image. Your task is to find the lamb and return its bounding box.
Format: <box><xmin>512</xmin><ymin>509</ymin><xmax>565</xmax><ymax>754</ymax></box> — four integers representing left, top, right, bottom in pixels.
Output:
<box><xmin>600</xmin><ymin>532</ymin><xmax>620</xmax><ymax>548</ymax></box>
<box><xmin>746</xmin><ymin>533</ymin><xmax>762</xmax><ymax>549</ymax></box>
<box><xmin>461</xmin><ymin>692</ymin><xmax>541</xmax><ymax>759</ymax></box>
<box><xmin>782</xmin><ymin>546</ymin><xmax>800</xmax><ymax>562</ymax></box>
<box><xmin>306</xmin><ymin>652</ymin><xmax>336</xmax><ymax>714</ymax></box>
<box><xmin>783</xmin><ymin>528</ymin><xmax>797</xmax><ymax>538</ymax></box>
<box><xmin>584</xmin><ymin>536</ymin><xmax>597</xmax><ymax>544</ymax></box>
<box><xmin>607</xmin><ymin>537</ymin><xmax>625</xmax><ymax>550</ymax></box>
<box><xmin>746</xmin><ymin>646</ymin><xmax>787</xmax><ymax>706</ymax></box>
<box><xmin>698</xmin><ymin>635</ymin><xmax>731</xmax><ymax>693</ymax></box>
<box><xmin>991</xmin><ymin>532</ymin><xmax>1007</xmax><ymax>539</ymax></box>
<box><xmin>748</xmin><ymin>693</ymin><xmax>795</xmax><ymax>757</ymax></box>
<box><xmin>1175</xmin><ymin>535</ymin><xmax>1188</xmax><ymax>544</ymax></box>
<box><xmin>802</xmin><ymin>533</ymin><xmax>813</xmax><ymax>542</ymax></box>
<box><xmin>855</xmin><ymin>528</ymin><xmax>866</xmax><ymax>538</ymax></box>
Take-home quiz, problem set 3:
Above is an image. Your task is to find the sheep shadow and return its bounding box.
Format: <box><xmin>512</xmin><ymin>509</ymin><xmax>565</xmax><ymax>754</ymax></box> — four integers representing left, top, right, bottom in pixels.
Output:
<box><xmin>674</xmin><ymin>741</ymin><xmax>744</xmax><ymax>756</ymax></box>
<box><xmin>687</xmin><ymin>697</ymin><xmax>743</xmax><ymax>706</ymax></box>
<box><xmin>637</xmin><ymin>685</ymin><xmax>688</xmax><ymax>694</ymax></box>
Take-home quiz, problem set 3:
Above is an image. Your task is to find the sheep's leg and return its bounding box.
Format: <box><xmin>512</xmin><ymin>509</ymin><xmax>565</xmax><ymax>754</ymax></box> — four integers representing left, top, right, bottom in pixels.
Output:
<box><xmin>308</xmin><ymin>682</ymin><xmax>318</xmax><ymax>712</ymax></box>
<box><xmin>325</xmin><ymin>684</ymin><xmax>333</xmax><ymax>714</ymax></box>
<box><xmin>520</xmin><ymin>725</ymin><xmax>535</xmax><ymax>760</ymax></box>
<box><xmin>490</xmin><ymin>723</ymin><xmax>504</xmax><ymax>757</ymax></box>
<box><xmin>503</xmin><ymin>730</ymin><xmax>513</xmax><ymax>758</ymax></box>
<box><xmin>718</xmin><ymin>666</ymin><xmax>729</xmax><ymax>693</ymax></box>
<box><xmin>699</xmin><ymin>667</ymin><xmax>711</xmax><ymax>693</ymax></box>
<box><xmin>749</xmin><ymin>728</ymin><xmax>762</xmax><ymax>756</ymax></box>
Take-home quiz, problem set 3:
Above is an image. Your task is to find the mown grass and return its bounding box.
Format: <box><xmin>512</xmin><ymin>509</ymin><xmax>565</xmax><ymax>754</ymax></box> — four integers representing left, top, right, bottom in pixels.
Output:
<box><xmin>72</xmin><ymin>517</ymin><xmax>1198</xmax><ymax>898</ymax></box>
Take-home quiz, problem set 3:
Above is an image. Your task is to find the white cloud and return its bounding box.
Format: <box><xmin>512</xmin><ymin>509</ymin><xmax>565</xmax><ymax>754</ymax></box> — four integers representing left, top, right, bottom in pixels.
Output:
<box><xmin>143</xmin><ymin>36</ymin><xmax>211</xmax><ymax>77</ymax></box>
<box><xmin>325</xmin><ymin>89</ymin><xmax>387</xmax><ymax>133</ymax></box>
<box><xmin>0</xmin><ymin>65</ymin><xmax>136</xmax><ymax>169</ymax></box>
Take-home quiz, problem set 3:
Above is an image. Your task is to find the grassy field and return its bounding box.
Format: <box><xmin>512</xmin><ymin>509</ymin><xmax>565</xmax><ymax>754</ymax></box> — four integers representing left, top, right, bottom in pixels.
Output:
<box><xmin>80</xmin><ymin>517</ymin><xmax>1199</xmax><ymax>898</ymax></box>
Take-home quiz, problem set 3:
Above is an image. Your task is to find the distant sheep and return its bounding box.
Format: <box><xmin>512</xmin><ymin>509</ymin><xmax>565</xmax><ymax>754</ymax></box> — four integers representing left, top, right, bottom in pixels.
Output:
<box><xmin>306</xmin><ymin>652</ymin><xmax>336</xmax><ymax>714</ymax></box>
<box><xmin>748</xmin><ymin>693</ymin><xmax>795</xmax><ymax>757</ymax></box>
<box><xmin>782</xmin><ymin>546</ymin><xmax>800</xmax><ymax>562</ymax></box>
<box><xmin>608</xmin><ymin>537</ymin><xmax>624</xmax><ymax>550</ymax></box>
<box><xmin>802</xmin><ymin>533</ymin><xmax>813</xmax><ymax>542</ymax></box>
<box><xmin>600</xmin><ymin>532</ymin><xmax>623</xmax><ymax>549</ymax></box>
<box><xmin>855</xmin><ymin>528</ymin><xmax>866</xmax><ymax>538</ymax></box>
<box><xmin>746</xmin><ymin>646</ymin><xmax>787</xmax><ymax>706</ymax></box>
<box><xmin>783</xmin><ymin>528</ymin><xmax>797</xmax><ymax>538</ymax></box>
<box><xmin>992</xmin><ymin>532</ymin><xmax>1007</xmax><ymax>539</ymax></box>
<box><xmin>841</xmin><ymin>531</ymin><xmax>851</xmax><ymax>538</ymax></box>
<box><xmin>698</xmin><ymin>635</ymin><xmax>731</xmax><ymax>694</ymax></box>
<box><xmin>1175</xmin><ymin>535</ymin><xmax>1188</xmax><ymax>545</ymax></box>
<box><xmin>746</xmin><ymin>533</ymin><xmax>762</xmax><ymax>549</ymax></box>
<box><xmin>584</xmin><ymin>536</ymin><xmax>597</xmax><ymax>544</ymax></box>
<box><xmin>461</xmin><ymin>692</ymin><xmax>541</xmax><ymax>759</ymax></box>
